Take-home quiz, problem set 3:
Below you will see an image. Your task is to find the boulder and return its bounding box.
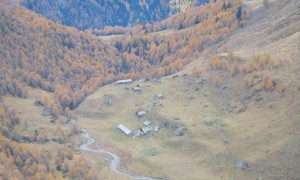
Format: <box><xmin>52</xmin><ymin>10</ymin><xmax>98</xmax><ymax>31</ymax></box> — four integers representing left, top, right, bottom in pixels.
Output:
<box><xmin>103</xmin><ymin>98</ymin><xmax>112</xmax><ymax>105</ymax></box>
<box><xmin>196</xmin><ymin>78</ymin><xmax>205</xmax><ymax>84</ymax></box>
<box><xmin>221</xmin><ymin>85</ymin><xmax>229</xmax><ymax>90</ymax></box>
<box><xmin>235</xmin><ymin>159</ymin><xmax>249</xmax><ymax>170</ymax></box>
<box><xmin>175</xmin><ymin>127</ymin><xmax>187</xmax><ymax>136</ymax></box>
<box><xmin>237</xmin><ymin>105</ymin><xmax>247</xmax><ymax>114</ymax></box>
<box><xmin>42</xmin><ymin>109</ymin><xmax>52</xmax><ymax>116</ymax></box>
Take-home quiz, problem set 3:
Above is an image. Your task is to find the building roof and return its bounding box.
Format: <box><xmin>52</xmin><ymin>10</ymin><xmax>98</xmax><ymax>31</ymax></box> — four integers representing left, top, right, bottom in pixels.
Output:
<box><xmin>117</xmin><ymin>124</ymin><xmax>132</xmax><ymax>136</ymax></box>
<box><xmin>133</xmin><ymin>87</ymin><xmax>141</xmax><ymax>91</ymax></box>
<box><xmin>141</xmin><ymin>127</ymin><xmax>152</xmax><ymax>134</ymax></box>
<box><xmin>116</xmin><ymin>79</ymin><xmax>133</xmax><ymax>84</ymax></box>
<box><xmin>137</xmin><ymin>111</ymin><xmax>146</xmax><ymax>117</ymax></box>
<box><xmin>143</xmin><ymin>121</ymin><xmax>151</xmax><ymax>126</ymax></box>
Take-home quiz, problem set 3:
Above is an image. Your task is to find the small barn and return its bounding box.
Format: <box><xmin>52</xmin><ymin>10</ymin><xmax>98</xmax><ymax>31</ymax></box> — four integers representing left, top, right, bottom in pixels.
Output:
<box><xmin>116</xmin><ymin>79</ymin><xmax>133</xmax><ymax>84</ymax></box>
<box><xmin>132</xmin><ymin>86</ymin><xmax>141</xmax><ymax>91</ymax></box>
<box><xmin>141</xmin><ymin>126</ymin><xmax>152</xmax><ymax>134</ymax></box>
<box><xmin>143</xmin><ymin>120</ymin><xmax>151</xmax><ymax>127</ymax></box>
<box><xmin>136</xmin><ymin>111</ymin><xmax>146</xmax><ymax>117</ymax></box>
<box><xmin>117</xmin><ymin>124</ymin><xmax>133</xmax><ymax>136</ymax></box>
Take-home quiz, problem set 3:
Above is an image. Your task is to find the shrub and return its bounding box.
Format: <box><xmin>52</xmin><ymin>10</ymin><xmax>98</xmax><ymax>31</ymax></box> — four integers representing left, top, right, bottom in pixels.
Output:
<box><xmin>230</xmin><ymin>64</ymin><xmax>239</xmax><ymax>77</ymax></box>
<box><xmin>276</xmin><ymin>82</ymin><xmax>285</xmax><ymax>93</ymax></box>
<box><xmin>192</xmin><ymin>66</ymin><xmax>202</xmax><ymax>77</ymax></box>
<box><xmin>211</xmin><ymin>56</ymin><xmax>221</xmax><ymax>69</ymax></box>
<box><xmin>265</xmin><ymin>79</ymin><xmax>274</xmax><ymax>91</ymax></box>
<box><xmin>213</xmin><ymin>75</ymin><xmax>222</xmax><ymax>87</ymax></box>
<box><xmin>228</xmin><ymin>51</ymin><xmax>235</xmax><ymax>61</ymax></box>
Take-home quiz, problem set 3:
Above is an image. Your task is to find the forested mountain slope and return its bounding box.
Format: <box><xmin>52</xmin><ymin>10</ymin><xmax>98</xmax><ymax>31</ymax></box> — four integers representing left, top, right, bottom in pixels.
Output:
<box><xmin>0</xmin><ymin>0</ymin><xmax>240</xmax><ymax>113</ymax></box>
<box><xmin>20</xmin><ymin>0</ymin><xmax>209</xmax><ymax>30</ymax></box>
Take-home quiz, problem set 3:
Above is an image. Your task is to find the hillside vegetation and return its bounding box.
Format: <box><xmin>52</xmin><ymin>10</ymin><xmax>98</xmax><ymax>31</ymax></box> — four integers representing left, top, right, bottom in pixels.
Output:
<box><xmin>0</xmin><ymin>0</ymin><xmax>241</xmax><ymax>113</ymax></box>
<box><xmin>0</xmin><ymin>0</ymin><xmax>242</xmax><ymax>178</ymax></box>
<box><xmin>20</xmin><ymin>0</ymin><xmax>209</xmax><ymax>30</ymax></box>
<box><xmin>75</xmin><ymin>0</ymin><xmax>300</xmax><ymax>179</ymax></box>
<box><xmin>2</xmin><ymin>0</ymin><xmax>299</xmax><ymax>179</ymax></box>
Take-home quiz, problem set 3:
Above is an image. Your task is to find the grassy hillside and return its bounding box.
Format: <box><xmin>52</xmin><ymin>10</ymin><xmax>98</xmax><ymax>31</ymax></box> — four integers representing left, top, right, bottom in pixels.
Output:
<box><xmin>74</xmin><ymin>0</ymin><xmax>300</xmax><ymax>179</ymax></box>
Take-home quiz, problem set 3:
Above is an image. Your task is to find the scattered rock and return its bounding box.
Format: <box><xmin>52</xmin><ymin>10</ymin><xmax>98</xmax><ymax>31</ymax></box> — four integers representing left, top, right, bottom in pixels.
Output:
<box><xmin>143</xmin><ymin>148</ymin><xmax>157</xmax><ymax>157</ymax></box>
<box><xmin>255</xmin><ymin>76</ymin><xmax>262</xmax><ymax>83</ymax></box>
<box><xmin>42</xmin><ymin>109</ymin><xmax>52</xmax><ymax>116</ymax></box>
<box><xmin>182</xmin><ymin>74</ymin><xmax>188</xmax><ymax>77</ymax></box>
<box><xmin>34</xmin><ymin>100</ymin><xmax>42</xmax><ymax>106</ymax></box>
<box><xmin>173</xmin><ymin>117</ymin><xmax>180</xmax><ymax>121</ymax></box>
<box><xmin>236</xmin><ymin>159</ymin><xmax>248</xmax><ymax>170</ymax></box>
<box><xmin>245</xmin><ymin>95</ymin><xmax>252</xmax><ymax>100</ymax></box>
<box><xmin>221</xmin><ymin>106</ymin><xmax>227</xmax><ymax>111</ymax></box>
<box><xmin>103</xmin><ymin>98</ymin><xmax>112</xmax><ymax>105</ymax></box>
<box><xmin>124</xmin><ymin>87</ymin><xmax>130</xmax><ymax>90</ymax></box>
<box><xmin>188</xmin><ymin>96</ymin><xmax>196</xmax><ymax>100</ymax></box>
<box><xmin>161</xmin><ymin>121</ymin><xmax>170</xmax><ymax>128</ymax></box>
<box><xmin>151</xmin><ymin>78</ymin><xmax>161</xmax><ymax>82</ymax></box>
<box><xmin>52</xmin><ymin>138</ymin><xmax>65</xmax><ymax>144</ymax></box>
<box><xmin>175</xmin><ymin>127</ymin><xmax>187</xmax><ymax>136</ymax></box>
<box><xmin>172</xmin><ymin>75</ymin><xmax>179</xmax><ymax>78</ymax></box>
<box><xmin>221</xmin><ymin>85</ymin><xmax>229</xmax><ymax>90</ymax></box>
<box><xmin>196</xmin><ymin>78</ymin><xmax>205</xmax><ymax>84</ymax></box>
<box><xmin>20</xmin><ymin>136</ymin><xmax>34</xmax><ymax>143</ymax></box>
<box><xmin>50</xmin><ymin>119</ymin><xmax>56</xmax><ymax>124</ymax></box>
<box><xmin>204</xmin><ymin>120</ymin><xmax>214</xmax><ymax>126</ymax></box>
<box><xmin>265</xmin><ymin>148</ymin><xmax>271</xmax><ymax>153</ymax></box>
<box><xmin>237</xmin><ymin>105</ymin><xmax>247</xmax><ymax>114</ymax></box>
<box><xmin>255</xmin><ymin>95</ymin><xmax>263</xmax><ymax>102</ymax></box>
<box><xmin>157</xmin><ymin>94</ymin><xmax>164</xmax><ymax>99</ymax></box>
<box><xmin>223</xmin><ymin>140</ymin><xmax>229</xmax><ymax>145</ymax></box>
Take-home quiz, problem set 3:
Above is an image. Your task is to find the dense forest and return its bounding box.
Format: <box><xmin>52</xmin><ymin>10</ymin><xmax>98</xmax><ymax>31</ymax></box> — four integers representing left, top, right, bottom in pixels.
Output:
<box><xmin>1</xmin><ymin>0</ymin><xmax>241</xmax><ymax>113</ymax></box>
<box><xmin>20</xmin><ymin>0</ymin><xmax>209</xmax><ymax>30</ymax></box>
<box><xmin>0</xmin><ymin>103</ymin><xmax>97</xmax><ymax>179</ymax></box>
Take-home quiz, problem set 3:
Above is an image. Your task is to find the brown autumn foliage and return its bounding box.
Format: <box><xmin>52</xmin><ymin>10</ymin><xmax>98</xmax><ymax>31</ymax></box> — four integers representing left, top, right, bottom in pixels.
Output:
<box><xmin>192</xmin><ymin>66</ymin><xmax>202</xmax><ymax>77</ymax></box>
<box><xmin>0</xmin><ymin>142</ymin><xmax>56</xmax><ymax>179</ymax></box>
<box><xmin>0</xmin><ymin>0</ymin><xmax>241</xmax><ymax>112</ymax></box>
<box><xmin>211</xmin><ymin>56</ymin><xmax>221</xmax><ymax>69</ymax></box>
<box><xmin>213</xmin><ymin>75</ymin><xmax>222</xmax><ymax>87</ymax></box>
<box><xmin>228</xmin><ymin>51</ymin><xmax>235</xmax><ymax>61</ymax></box>
<box><xmin>265</xmin><ymin>79</ymin><xmax>274</xmax><ymax>91</ymax></box>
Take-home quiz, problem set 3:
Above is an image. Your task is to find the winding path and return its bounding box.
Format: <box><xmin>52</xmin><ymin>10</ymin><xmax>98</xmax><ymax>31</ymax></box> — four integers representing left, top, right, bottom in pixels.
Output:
<box><xmin>80</xmin><ymin>129</ymin><xmax>163</xmax><ymax>180</ymax></box>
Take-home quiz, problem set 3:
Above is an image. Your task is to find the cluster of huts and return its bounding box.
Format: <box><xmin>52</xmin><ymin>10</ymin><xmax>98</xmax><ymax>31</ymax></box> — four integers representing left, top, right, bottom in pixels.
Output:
<box><xmin>117</xmin><ymin>119</ymin><xmax>160</xmax><ymax>137</ymax></box>
<box><xmin>115</xmin><ymin>79</ymin><xmax>162</xmax><ymax>137</ymax></box>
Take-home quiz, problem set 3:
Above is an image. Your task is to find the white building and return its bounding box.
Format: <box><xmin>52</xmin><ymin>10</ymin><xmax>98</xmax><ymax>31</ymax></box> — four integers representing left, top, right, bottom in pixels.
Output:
<box><xmin>136</xmin><ymin>111</ymin><xmax>146</xmax><ymax>117</ymax></box>
<box><xmin>116</xmin><ymin>79</ymin><xmax>133</xmax><ymax>84</ymax></box>
<box><xmin>132</xmin><ymin>86</ymin><xmax>141</xmax><ymax>91</ymax></box>
<box><xmin>117</xmin><ymin>124</ymin><xmax>133</xmax><ymax>136</ymax></box>
<box><xmin>143</xmin><ymin>121</ymin><xmax>151</xmax><ymax>126</ymax></box>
